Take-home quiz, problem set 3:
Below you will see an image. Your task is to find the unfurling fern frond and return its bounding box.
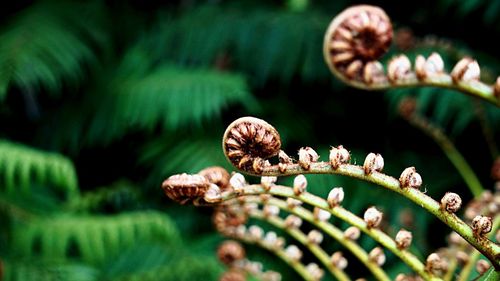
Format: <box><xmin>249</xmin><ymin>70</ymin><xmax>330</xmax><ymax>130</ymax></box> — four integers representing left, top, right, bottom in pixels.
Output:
<box><xmin>0</xmin><ymin>140</ymin><xmax>78</xmax><ymax>199</ymax></box>
<box><xmin>0</xmin><ymin>1</ymin><xmax>105</xmax><ymax>99</ymax></box>
<box><xmin>11</xmin><ymin>211</ymin><xmax>181</xmax><ymax>265</ymax></box>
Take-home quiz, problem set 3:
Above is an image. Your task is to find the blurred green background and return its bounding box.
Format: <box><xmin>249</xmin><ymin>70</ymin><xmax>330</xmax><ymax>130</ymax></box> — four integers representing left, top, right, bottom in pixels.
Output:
<box><xmin>0</xmin><ymin>0</ymin><xmax>498</xmax><ymax>280</ymax></box>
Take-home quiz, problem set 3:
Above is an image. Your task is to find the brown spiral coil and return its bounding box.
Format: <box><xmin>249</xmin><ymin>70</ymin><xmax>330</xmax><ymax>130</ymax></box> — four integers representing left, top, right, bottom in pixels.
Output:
<box><xmin>323</xmin><ymin>5</ymin><xmax>392</xmax><ymax>85</ymax></box>
<box><xmin>223</xmin><ymin>117</ymin><xmax>281</xmax><ymax>174</ymax></box>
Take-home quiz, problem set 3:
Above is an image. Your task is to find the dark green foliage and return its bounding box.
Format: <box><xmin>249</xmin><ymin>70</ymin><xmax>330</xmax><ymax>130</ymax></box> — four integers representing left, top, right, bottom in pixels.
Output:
<box><xmin>0</xmin><ymin>0</ymin><xmax>498</xmax><ymax>280</ymax></box>
<box><xmin>0</xmin><ymin>140</ymin><xmax>78</xmax><ymax>199</ymax></box>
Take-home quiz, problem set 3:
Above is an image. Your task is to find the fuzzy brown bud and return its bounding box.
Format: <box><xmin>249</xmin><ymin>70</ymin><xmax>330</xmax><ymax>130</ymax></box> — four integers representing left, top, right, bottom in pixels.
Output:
<box><xmin>329</xmin><ymin>145</ymin><xmax>350</xmax><ymax>169</ymax></box>
<box><xmin>230</xmin><ymin>173</ymin><xmax>246</xmax><ymax>193</ymax></box>
<box><xmin>331</xmin><ymin>251</ymin><xmax>348</xmax><ymax>269</ymax></box>
<box><xmin>263</xmin><ymin>205</ymin><xmax>280</xmax><ymax>217</ymax></box>
<box><xmin>327</xmin><ymin>187</ymin><xmax>345</xmax><ymax>207</ymax></box>
<box><xmin>298</xmin><ymin>147</ymin><xmax>319</xmax><ymax>170</ymax></box>
<box><xmin>395</xmin><ymin>229</ymin><xmax>412</xmax><ymax>250</ymax></box>
<box><xmin>415</xmin><ymin>53</ymin><xmax>444</xmax><ymax>80</ymax></box>
<box><xmin>307</xmin><ymin>230</ymin><xmax>324</xmax><ymax>244</ymax></box>
<box><xmin>388</xmin><ymin>55</ymin><xmax>413</xmax><ymax>82</ymax></box>
<box><xmin>204</xmin><ymin>184</ymin><xmax>222</xmax><ymax>203</ymax></box>
<box><xmin>261</xmin><ymin>176</ymin><xmax>277</xmax><ymax>191</ymax></box>
<box><xmin>314</xmin><ymin>207</ymin><xmax>331</xmax><ymax>222</ymax></box>
<box><xmin>399</xmin><ymin>167</ymin><xmax>422</xmax><ymax>189</ymax></box>
<box><xmin>248</xmin><ymin>225</ymin><xmax>264</xmax><ymax>240</ymax></box>
<box><xmin>293</xmin><ymin>175</ymin><xmax>307</xmax><ymax>195</ymax></box>
<box><xmin>451</xmin><ymin>57</ymin><xmax>480</xmax><ymax>83</ymax></box>
<box><xmin>223</xmin><ymin>117</ymin><xmax>281</xmax><ymax>173</ymax></box>
<box><xmin>475</xmin><ymin>259</ymin><xmax>491</xmax><ymax>275</ymax></box>
<box><xmin>162</xmin><ymin>173</ymin><xmax>210</xmax><ymax>204</ymax></box>
<box><xmin>287</xmin><ymin>198</ymin><xmax>302</xmax><ymax>209</ymax></box>
<box><xmin>344</xmin><ymin>226</ymin><xmax>361</xmax><ymax>240</ymax></box>
<box><xmin>425</xmin><ymin>253</ymin><xmax>448</xmax><ymax>276</ymax></box>
<box><xmin>198</xmin><ymin>166</ymin><xmax>231</xmax><ymax>191</ymax></box>
<box><xmin>217</xmin><ymin>240</ymin><xmax>246</xmax><ymax>265</ymax></box>
<box><xmin>285</xmin><ymin>245</ymin><xmax>302</xmax><ymax>261</ymax></box>
<box><xmin>305</xmin><ymin>263</ymin><xmax>324</xmax><ymax>280</ymax></box>
<box><xmin>363</xmin><ymin>153</ymin><xmax>384</xmax><ymax>174</ymax></box>
<box><xmin>278</xmin><ymin>150</ymin><xmax>293</xmax><ymax>173</ymax></box>
<box><xmin>472</xmin><ymin>215</ymin><xmax>492</xmax><ymax>236</ymax></box>
<box><xmin>456</xmin><ymin>251</ymin><xmax>469</xmax><ymax>266</ymax></box>
<box><xmin>368</xmin><ymin>247</ymin><xmax>386</xmax><ymax>266</ymax></box>
<box><xmin>363</xmin><ymin>61</ymin><xmax>387</xmax><ymax>84</ymax></box>
<box><xmin>440</xmin><ymin>192</ymin><xmax>462</xmax><ymax>213</ymax></box>
<box><xmin>364</xmin><ymin>206</ymin><xmax>383</xmax><ymax>228</ymax></box>
<box><xmin>261</xmin><ymin>271</ymin><xmax>281</xmax><ymax>281</ymax></box>
<box><xmin>285</xmin><ymin>215</ymin><xmax>303</xmax><ymax>229</ymax></box>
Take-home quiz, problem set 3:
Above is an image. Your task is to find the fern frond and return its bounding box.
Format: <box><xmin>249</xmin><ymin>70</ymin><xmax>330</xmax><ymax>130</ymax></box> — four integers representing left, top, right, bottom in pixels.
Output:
<box><xmin>146</xmin><ymin>5</ymin><xmax>332</xmax><ymax>85</ymax></box>
<box><xmin>139</xmin><ymin>135</ymin><xmax>232</xmax><ymax>188</ymax></box>
<box><xmin>11</xmin><ymin>211</ymin><xmax>181</xmax><ymax>265</ymax></box>
<box><xmin>39</xmin><ymin>62</ymin><xmax>257</xmax><ymax>149</ymax></box>
<box><xmin>0</xmin><ymin>140</ymin><xmax>78</xmax><ymax>199</ymax></box>
<box><xmin>2</xmin><ymin>260</ymin><xmax>98</xmax><ymax>281</ymax></box>
<box><xmin>0</xmin><ymin>2</ymin><xmax>105</xmax><ymax>99</ymax></box>
<box><xmin>102</xmin><ymin>243</ymin><xmax>223</xmax><ymax>281</ymax></box>
<box><xmin>68</xmin><ymin>181</ymin><xmax>140</xmax><ymax>213</ymax></box>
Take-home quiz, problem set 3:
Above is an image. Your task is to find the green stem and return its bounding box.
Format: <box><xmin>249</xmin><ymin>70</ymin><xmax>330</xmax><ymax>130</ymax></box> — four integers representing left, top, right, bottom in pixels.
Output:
<box><xmin>407</xmin><ymin>114</ymin><xmax>485</xmax><ymax>197</ymax></box>
<box><xmin>220</xmin><ymin>185</ymin><xmax>441</xmax><ymax>280</ymax></box>
<box><xmin>248</xmin><ymin>208</ymin><xmax>351</xmax><ymax>281</ymax></box>
<box><xmin>457</xmin><ymin>216</ymin><xmax>500</xmax><ymax>281</ymax></box>
<box><xmin>250</xmin><ymin>162</ymin><xmax>500</xmax><ymax>269</ymax></box>
<box><xmin>340</xmin><ymin>73</ymin><xmax>499</xmax><ymax>107</ymax></box>
<box><xmin>231</xmin><ymin>230</ymin><xmax>316</xmax><ymax>281</ymax></box>
<box><xmin>238</xmin><ymin>196</ymin><xmax>391</xmax><ymax>281</ymax></box>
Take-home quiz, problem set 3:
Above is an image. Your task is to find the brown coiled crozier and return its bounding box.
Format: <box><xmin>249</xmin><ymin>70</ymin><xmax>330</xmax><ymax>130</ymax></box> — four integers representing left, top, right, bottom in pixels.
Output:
<box><xmin>324</xmin><ymin>5</ymin><xmax>392</xmax><ymax>85</ymax></box>
<box><xmin>223</xmin><ymin>117</ymin><xmax>281</xmax><ymax>174</ymax></box>
<box><xmin>161</xmin><ymin>173</ymin><xmax>209</xmax><ymax>204</ymax></box>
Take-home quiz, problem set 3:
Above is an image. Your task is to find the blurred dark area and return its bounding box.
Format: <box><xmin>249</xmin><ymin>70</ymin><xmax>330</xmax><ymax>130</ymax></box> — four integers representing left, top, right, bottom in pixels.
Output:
<box><xmin>0</xmin><ymin>0</ymin><xmax>498</xmax><ymax>280</ymax></box>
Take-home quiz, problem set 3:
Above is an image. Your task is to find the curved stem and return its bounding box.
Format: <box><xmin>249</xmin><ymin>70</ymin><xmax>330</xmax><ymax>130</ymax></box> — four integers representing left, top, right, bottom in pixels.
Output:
<box><xmin>237</xmin><ymin>196</ymin><xmax>391</xmax><ymax>281</ymax></box>
<box><xmin>247</xmin><ymin>208</ymin><xmax>351</xmax><ymax>281</ymax></box>
<box><xmin>227</xmin><ymin>230</ymin><xmax>316</xmax><ymax>281</ymax></box>
<box><xmin>457</xmin><ymin>216</ymin><xmax>500</xmax><ymax>281</ymax></box>
<box><xmin>406</xmin><ymin>114</ymin><xmax>485</xmax><ymax>197</ymax></box>
<box><xmin>220</xmin><ymin>185</ymin><xmax>440</xmax><ymax>280</ymax></box>
<box><xmin>344</xmin><ymin>73</ymin><xmax>499</xmax><ymax>107</ymax></box>
<box><xmin>249</xmin><ymin>162</ymin><xmax>500</xmax><ymax>268</ymax></box>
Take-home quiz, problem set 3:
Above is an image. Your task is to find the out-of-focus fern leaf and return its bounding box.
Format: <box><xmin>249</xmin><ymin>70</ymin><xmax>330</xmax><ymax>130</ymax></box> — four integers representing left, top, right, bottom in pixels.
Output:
<box><xmin>3</xmin><ymin>260</ymin><xmax>98</xmax><ymax>281</ymax></box>
<box><xmin>39</xmin><ymin>61</ymin><xmax>257</xmax><ymax>149</ymax></box>
<box><xmin>68</xmin><ymin>181</ymin><xmax>140</xmax><ymax>214</ymax></box>
<box><xmin>11</xmin><ymin>211</ymin><xmax>181</xmax><ymax>265</ymax></box>
<box><xmin>386</xmin><ymin>87</ymin><xmax>488</xmax><ymax>136</ymax></box>
<box><xmin>0</xmin><ymin>140</ymin><xmax>78</xmax><ymax>199</ymax></box>
<box><xmin>0</xmin><ymin>2</ymin><xmax>105</xmax><ymax>99</ymax></box>
<box><xmin>102</xmin><ymin>243</ymin><xmax>223</xmax><ymax>281</ymax></box>
<box><xmin>147</xmin><ymin>5</ymin><xmax>331</xmax><ymax>85</ymax></box>
<box><xmin>140</xmin><ymin>135</ymin><xmax>231</xmax><ymax>187</ymax></box>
